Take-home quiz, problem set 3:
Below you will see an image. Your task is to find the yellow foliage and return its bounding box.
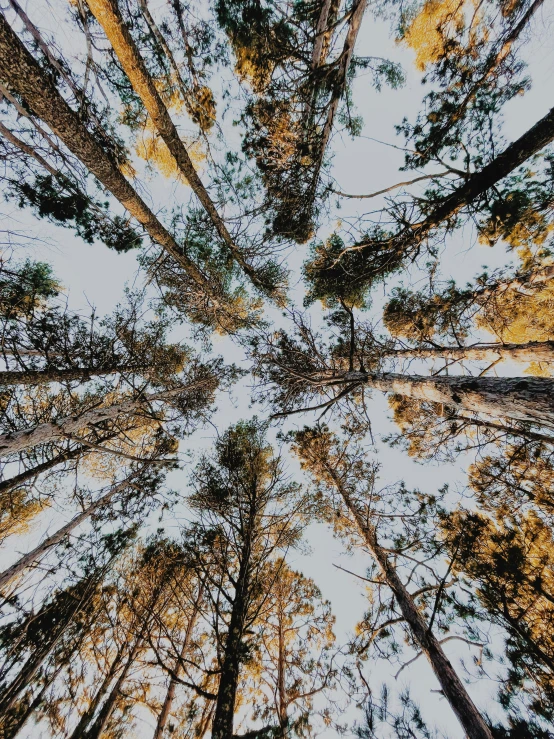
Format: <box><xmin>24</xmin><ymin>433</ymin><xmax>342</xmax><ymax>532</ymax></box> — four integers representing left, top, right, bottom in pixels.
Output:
<box><xmin>403</xmin><ymin>0</ymin><xmax>481</xmax><ymax>70</ymax></box>
<box><xmin>477</xmin><ymin>282</ymin><xmax>554</xmax><ymax>343</ymax></box>
<box><xmin>134</xmin><ymin>118</ymin><xmax>205</xmax><ymax>184</ymax></box>
<box><xmin>0</xmin><ymin>491</ymin><xmax>49</xmax><ymax>543</ymax></box>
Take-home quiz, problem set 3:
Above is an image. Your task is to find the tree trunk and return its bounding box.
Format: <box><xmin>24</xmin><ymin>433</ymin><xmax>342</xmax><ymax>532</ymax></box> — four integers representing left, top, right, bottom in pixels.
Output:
<box><xmin>310</xmin><ymin>0</ymin><xmax>367</xmax><ymax>191</ymax></box>
<box><xmin>0</xmin><ymin>380</ymin><xmax>208</xmax><ymax>457</ymax></box>
<box><xmin>361</xmin><ymin>372</ymin><xmax>554</xmax><ymax>425</ymax></box>
<box><xmin>153</xmin><ymin>581</ymin><xmax>204</xmax><ymax>739</ymax></box>
<box><xmin>355</xmin><ymin>105</ymin><xmax>554</xmax><ymax>259</ymax></box>
<box><xmin>211</xmin><ymin>534</ymin><xmax>254</xmax><ymax>739</ymax></box>
<box><xmin>83</xmin><ymin>641</ymin><xmax>141</xmax><ymax>739</ymax></box>
<box><xmin>0</xmin><ymin>478</ymin><xmax>131</xmax><ymax>591</ymax></box>
<box><xmin>334</xmin><ymin>477</ymin><xmax>493</xmax><ymax>739</ymax></box>
<box><xmin>69</xmin><ymin>651</ymin><xmax>124</xmax><ymax>739</ymax></box>
<box><xmin>0</xmin><ymin>364</ymin><xmax>147</xmax><ymax>386</ymax></box>
<box><xmin>391</xmin><ymin>340</ymin><xmax>554</xmax><ymax>363</ymax></box>
<box><xmin>0</xmin><ymin>13</ymin><xmax>221</xmax><ymax>305</ymax></box>
<box><xmin>0</xmin><ymin>445</ymin><xmax>88</xmax><ymax>496</ymax></box>
<box><xmin>85</xmin><ymin>0</ymin><xmax>264</xmax><ymax>292</ymax></box>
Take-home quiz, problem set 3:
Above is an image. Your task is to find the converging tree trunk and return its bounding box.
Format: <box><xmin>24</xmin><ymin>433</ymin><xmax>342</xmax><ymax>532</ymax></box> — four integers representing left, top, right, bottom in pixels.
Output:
<box><xmin>390</xmin><ymin>340</ymin><xmax>554</xmax><ymax>363</ymax></box>
<box><xmin>0</xmin><ymin>477</ymin><xmax>133</xmax><ymax>591</ymax></box>
<box><xmin>0</xmin><ymin>363</ymin><xmax>147</xmax><ymax>386</ymax></box>
<box><xmin>85</xmin><ymin>0</ymin><xmax>264</xmax><ymax>292</ymax></box>
<box><xmin>0</xmin><ymin>380</ymin><xmax>208</xmax><ymax>457</ymax></box>
<box><xmin>153</xmin><ymin>581</ymin><xmax>204</xmax><ymax>739</ymax></box>
<box><xmin>211</xmin><ymin>524</ymin><xmax>255</xmax><ymax>739</ymax></box>
<box><xmin>328</xmin><ymin>468</ymin><xmax>493</xmax><ymax>739</ymax></box>
<box><xmin>0</xmin><ymin>13</ymin><xmax>222</xmax><ymax>306</ymax></box>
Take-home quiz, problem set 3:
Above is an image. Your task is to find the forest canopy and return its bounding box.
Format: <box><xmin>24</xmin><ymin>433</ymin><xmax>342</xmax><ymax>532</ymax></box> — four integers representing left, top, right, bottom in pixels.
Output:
<box><xmin>0</xmin><ymin>0</ymin><xmax>553</xmax><ymax>738</ymax></box>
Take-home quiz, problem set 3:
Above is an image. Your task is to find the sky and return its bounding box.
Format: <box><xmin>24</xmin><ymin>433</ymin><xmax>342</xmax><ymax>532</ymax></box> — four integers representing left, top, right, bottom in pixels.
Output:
<box><xmin>2</xmin><ymin>0</ymin><xmax>554</xmax><ymax>735</ymax></box>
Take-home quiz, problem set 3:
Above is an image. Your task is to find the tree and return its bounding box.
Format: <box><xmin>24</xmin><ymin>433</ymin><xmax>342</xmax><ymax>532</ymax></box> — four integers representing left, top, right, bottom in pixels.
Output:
<box><xmin>184</xmin><ymin>420</ymin><xmax>309</xmax><ymax>739</ymax></box>
<box><xmin>292</xmin><ymin>424</ymin><xmax>493</xmax><ymax>739</ymax></box>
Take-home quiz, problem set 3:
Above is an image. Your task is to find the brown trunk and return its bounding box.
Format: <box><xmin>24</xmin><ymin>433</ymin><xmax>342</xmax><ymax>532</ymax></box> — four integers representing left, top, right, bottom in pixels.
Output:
<box><xmin>0</xmin><ymin>445</ymin><xmax>87</xmax><ymax>496</ymax></box>
<box><xmin>310</xmin><ymin>0</ymin><xmax>367</xmax><ymax>191</ymax></box>
<box><xmin>332</xmin><ymin>474</ymin><xmax>492</xmax><ymax>739</ymax></box>
<box><xmin>0</xmin><ymin>477</ymin><xmax>132</xmax><ymax>591</ymax></box>
<box><xmin>354</xmin><ymin>105</ymin><xmax>554</xmax><ymax>261</ymax></box>
<box><xmin>0</xmin><ymin>14</ymin><xmax>222</xmax><ymax>306</ymax></box>
<box><xmin>0</xmin><ymin>364</ymin><xmax>147</xmax><ymax>386</ymax></box>
<box><xmin>276</xmin><ymin>605</ymin><xmax>288</xmax><ymax>733</ymax></box>
<box><xmin>391</xmin><ymin>340</ymin><xmax>554</xmax><ymax>363</ymax></box>
<box><xmin>0</xmin><ymin>119</ymin><xmax>57</xmax><ymax>175</ymax></box>
<box><xmin>0</xmin><ymin>379</ymin><xmax>210</xmax><ymax>457</ymax></box>
<box><xmin>311</xmin><ymin>0</ymin><xmax>334</xmax><ymax>69</ymax></box>
<box><xmin>85</xmin><ymin>0</ymin><xmax>264</xmax><ymax>291</ymax></box>
<box><xmin>153</xmin><ymin>580</ymin><xmax>204</xmax><ymax>739</ymax></box>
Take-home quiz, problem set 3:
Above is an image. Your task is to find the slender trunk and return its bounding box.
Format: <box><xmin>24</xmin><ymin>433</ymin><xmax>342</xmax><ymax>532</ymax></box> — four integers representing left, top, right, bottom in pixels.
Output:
<box><xmin>0</xmin><ymin>119</ymin><xmax>57</xmax><ymax>175</ymax></box>
<box><xmin>211</xmin><ymin>528</ymin><xmax>254</xmax><ymax>739</ymax></box>
<box><xmin>354</xmin><ymin>105</ymin><xmax>554</xmax><ymax>261</ymax></box>
<box><xmin>0</xmin><ymin>478</ymin><xmax>132</xmax><ymax>591</ymax></box>
<box><xmin>69</xmin><ymin>651</ymin><xmax>124</xmax><ymax>739</ymax></box>
<box><xmin>85</xmin><ymin>0</ymin><xmax>263</xmax><ymax>292</ymax></box>
<box><xmin>8</xmin><ymin>663</ymin><xmax>63</xmax><ymax>739</ymax></box>
<box><xmin>451</xmin><ymin>415</ymin><xmax>554</xmax><ymax>445</ymax></box>
<box><xmin>83</xmin><ymin>641</ymin><xmax>141</xmax><ymax>739</ymax></box>
<box><xmin>310</xmin><ymin>0</ymin><xmax>367</xmax><ymax>190</ymax></box>
<box><xmin>0</xmin><ymin>14</ymin><xmax>221</xmax><ymax>306</ymax></box>
<box><xmin>276</xmin><ymin>608</ymin><xmax>288</xmax><ymax>733</ymax></box>
<box><xmin>153</xmin><ymin>581</ymin><xmax>204</xmax><ymax>739</ymax></box>
<box><xmin>334</xmin><ymin>476</ymin><xmax>492</xmax><ymax>739</ymax></box>
<box><xmin>0</xmin><ymin>575</ymin><xmax>98</xmax><ymax>718</ymax></box>
<box><xmin>0</xmin><ymin>445</ymin><xmax>88</xmax><ymax>496</ymax></box>
<box><xmin>390</xmin><ymin>340</ymin><xmax>554</xmax><ymax>363</ymax></box>
<box><xmin>0</xmin><ymin>364</ymin><xmax>148</xmax><ymax>386</ymax></box>
<box><xmin>0</xmin><ymin>379</ymin><xmax>209</xmax><ymax>457</ymax></box>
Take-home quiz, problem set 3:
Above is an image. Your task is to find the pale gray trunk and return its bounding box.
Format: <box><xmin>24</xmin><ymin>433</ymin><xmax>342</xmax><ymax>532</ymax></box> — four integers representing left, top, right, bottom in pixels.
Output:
<box><xmin>0</xmin><ymin>478</ymin><xmax>130</xmax><ymax>591</ymax></box>
<box><xmin>335</xmin><ymin>478</ymin><xmax>493</xmax><ymax>739</ymax></box>
<box><xmin>347</xmin><ymin>372</ymin><xmax>554</xmax><ymax>425</ymax></box>
<box><xmin>392</xmin><ymin>340</ymin><xmax>554</xmax><ymax>363</ymax></box>
<box><xmin>0</xmin><ymin>382</ymin><xmax>201</xmax><ymax>457</ymax></box>
<box><xmin>311</xmin><ymin>0</ymin><xmax>334</xmax><ymax>69</ymax></box>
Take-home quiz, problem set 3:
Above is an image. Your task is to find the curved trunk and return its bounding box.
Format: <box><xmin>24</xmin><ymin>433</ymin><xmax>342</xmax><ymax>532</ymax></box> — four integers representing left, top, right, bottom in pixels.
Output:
<box><xmin>0</xmin><ymin>364</ymin><xmax>146</xmax><ymax>386</ymax></box>
<box><xmin>333</xmin><ymin>475</ymin><xmax>492</xmax><ymax>739</ymax></box>
<box><xmin>85</xmin><ymin>0</ymin><xmax>263</xmax><ymax>291</ymax></box>
<box><xmin>0</xmin><ymin>445</ymin><xmax>86</xmax><ymax>496</ymax></box>
<box><xmin>0</xmin><ymin>14</ymin><xmax>220</xmax><ymax>305</ymax></box>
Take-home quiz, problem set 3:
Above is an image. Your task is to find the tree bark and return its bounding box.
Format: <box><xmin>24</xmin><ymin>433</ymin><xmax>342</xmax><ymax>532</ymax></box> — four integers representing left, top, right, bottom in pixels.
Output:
<box><xmin>0</xmin><ymin>364</ymin><xmax>148</xmax><ymax>386</ymax></box>
<box><xmin>0</xmin><ymin>445</ymin><xmax>88</xmax><ymax>496</ymax></box>
<box><xmin>69</xmin><ymin>651</ymin><xmax>125</xmax><ymax>739</ymax></box>
<box><xmin>0</xmin><ymin>379</ymin><xmax>210</xmax><ymax>458</ymax></box>
<box><xmin>85</xmin><ymin>0</ymin><xmax>264</xmax><ymax>292</ymax></box>
<box><xmin>153</xmin><ymin>581</ymin><xmax>203</xmax><ymax>739</ymax></box>
<box><xmin>211</xmin><ymin>526</ymin><xmax>254</xmax><ymax>739</ymax></box>
<box><xmin>0</xmin><ymin>13</ymin><xmax>222</xmax><ymax>306</ymax></box>
<box><xmin>0</xmin><ymin>477</ymin><xmax>133</xmax><ymax>591</ymax></box>
<box><xmin>352</xmin><ymin>104</ymin><xmax>554</xmax><ymax>262</ymax></box>
<box><xmin>332</xmin><ymin>473</ymin><xmax>493</xmax><ymax>739</ymax></box>
<box><xmin>309</xmin><ymin>0</ymin><xmax>367</xmax><ymax>192</ymax></box>
<box><xmin>390</xmin><ymin>340</ymin><xmax>554</xmax><ymax>363</ymax></box>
